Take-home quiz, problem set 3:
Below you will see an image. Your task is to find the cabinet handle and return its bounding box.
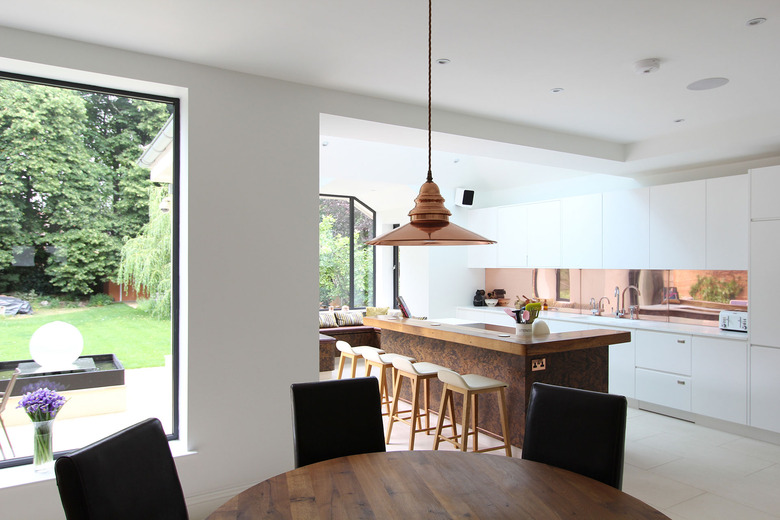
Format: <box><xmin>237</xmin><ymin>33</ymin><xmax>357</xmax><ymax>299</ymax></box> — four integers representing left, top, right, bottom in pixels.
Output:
<box><xmin>677</xmin><ymin>339</ymin><xmax>686</xmax><ymax>344</ymax></box>
<box><xmin>677</xmin><ymin>380</ymin><xmax>686</xmax><ymax>385</ymax></box>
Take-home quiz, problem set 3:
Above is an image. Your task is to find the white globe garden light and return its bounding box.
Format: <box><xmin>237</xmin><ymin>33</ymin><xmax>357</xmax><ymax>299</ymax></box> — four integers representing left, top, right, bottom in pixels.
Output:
<box><xmin>29</xmin><ymin>321</ymin><xmax>84</xmax><ymax>370</ymax></box>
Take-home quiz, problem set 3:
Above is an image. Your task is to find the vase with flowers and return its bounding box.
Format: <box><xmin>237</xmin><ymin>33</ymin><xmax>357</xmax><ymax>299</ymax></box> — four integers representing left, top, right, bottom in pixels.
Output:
<box><xmin>504</xmin><ymin>301</ymin><xmax>543</xmax><ymax>335</ymax></box>
<box><xmin>17</xmin><ymin>387</ymin><xmax>67</xmax><ymax>472</ymax></box>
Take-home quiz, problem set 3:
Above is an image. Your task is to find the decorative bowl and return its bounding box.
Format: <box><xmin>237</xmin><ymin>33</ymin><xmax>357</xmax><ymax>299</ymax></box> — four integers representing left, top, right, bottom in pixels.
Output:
<box><xmin>485</xmin><ymin>299</ymin><xmax>498</xmax><ymax>307</ymax></box>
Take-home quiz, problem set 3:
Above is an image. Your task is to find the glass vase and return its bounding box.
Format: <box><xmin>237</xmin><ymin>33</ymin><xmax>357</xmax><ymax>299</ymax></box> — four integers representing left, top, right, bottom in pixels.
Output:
<box><xmin>32</xmin><ymin>419</ymin><xmax>54</xmax><ymax>472</ymax></box>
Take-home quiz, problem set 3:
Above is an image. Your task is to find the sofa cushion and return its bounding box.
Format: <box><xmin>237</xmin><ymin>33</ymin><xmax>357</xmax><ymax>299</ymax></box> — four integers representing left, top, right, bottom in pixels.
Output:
<box><xmin>334</xmin><ymin>311</ymin><xmax>363</xmax><ymax>326</ymax></box>
<box><xmin>365</xmin><ymin>306</ymin><xmax>390</xmax><ymax>317</ymax></box>
<box><xmin>319</xmin><ymin>312</ymin><xmax>339</xmax><ymax>328</ymax></box>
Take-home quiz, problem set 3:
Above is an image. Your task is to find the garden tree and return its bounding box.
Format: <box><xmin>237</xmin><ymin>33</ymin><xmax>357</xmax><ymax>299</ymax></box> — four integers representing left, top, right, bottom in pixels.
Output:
<box><xmin>319</xmin><ymin>215</ymin><xmax>351</xmax><ymax>307</ymax></box>
<box><xmin>319</xmin><ymin>197</ymin><xmax>375</xmax><ymax>308</ymax></box>
<box><xmin>0</xmin><ymin>81</ymin><xmax>107</xmax><ymax>294</ymax></box>
<box><xmin>81</xmin><ymin>93</ymin><xmax>170</xmax><ymax>239</ymax></box>
<box><xmin>0</xmin><ymin>79</ymin><xmax>171</xmax><ymax>296</ymax></box>
<box><xmin>117</xmin><ymin>186</ymin><xmax>172</xmax><ymax>319</ymax></box>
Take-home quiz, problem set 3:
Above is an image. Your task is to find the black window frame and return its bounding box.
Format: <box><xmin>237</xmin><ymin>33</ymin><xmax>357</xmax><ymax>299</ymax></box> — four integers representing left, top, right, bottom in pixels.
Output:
<box><xmin>319</xmin><ymin>194</ymin><xmax>376</xmax><ymax>309</ymax></box>
<box><xmin>0</xmin><ymin>70</ymin><xmax>181</xmax><ymax>468</ymax></box>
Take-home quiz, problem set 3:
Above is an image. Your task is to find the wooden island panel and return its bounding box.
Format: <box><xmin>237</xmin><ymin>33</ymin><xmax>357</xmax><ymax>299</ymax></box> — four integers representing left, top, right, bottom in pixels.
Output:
<box><xmin>364</xmin><ymin>316</ymin><xmax>630</xmax><ymax>448</ymax></box>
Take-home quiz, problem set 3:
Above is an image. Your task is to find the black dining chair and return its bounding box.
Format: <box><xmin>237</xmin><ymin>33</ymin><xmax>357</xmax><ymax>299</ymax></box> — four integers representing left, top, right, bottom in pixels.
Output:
<box><xmin>54</xmin><ymin>418</ymin><xmax>188</xmax><ymax>520</ymax></box>
<box><xmin>291</xmin><ymin>377</ymin><xmax>386</xmax><ymax>468</ymax></box>
<box><xmin>522</xmin><ymin>382</ymin><xmax>628</xmax><ymax>489</ymax></box>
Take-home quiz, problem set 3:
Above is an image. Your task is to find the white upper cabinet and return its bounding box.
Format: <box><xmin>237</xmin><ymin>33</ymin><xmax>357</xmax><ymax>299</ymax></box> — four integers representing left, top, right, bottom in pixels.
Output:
<box><xmin>561</xmin><ymin>193</ymin><xmax>602</xmax><ymax>268</ymax></box>
<box><xmin>466</xmin><ymin>207</ymin><xmax>498</xmax><ymax>268</ymax></box>
<box><xmin>527</xmin><ymin>201</ymin><xmax>561</xmax><ymax>267</ymax></box>
<box><xmin>603</xmin><ymin>188</ymin><xmax>650</xmax><ymax>269</ymax></box>
<box><xmin>751</xmin><ymin>165</ymin><xmax>780</xmax><ymax>220</ymax></box>
<box><xmin>650</xmin><ymin>180</ymin><xmax>706</xmax><ymax>269</ymax></box>
<box><xmin>706</xmin><ymin>175</ymin><xmax>748</xmax><ymax>270</ymax></box>
<box><xmin>496</xmin><ymin>205</ymin><xmax>528</xmax><ymax>267</ymax></box>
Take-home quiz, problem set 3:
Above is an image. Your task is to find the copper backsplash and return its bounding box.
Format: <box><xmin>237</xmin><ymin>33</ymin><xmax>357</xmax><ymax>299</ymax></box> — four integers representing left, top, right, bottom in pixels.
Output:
<box><xmin>484</xmin><ymin>268</ymin><xmax>748</xmax><ymax>327</ymax></box>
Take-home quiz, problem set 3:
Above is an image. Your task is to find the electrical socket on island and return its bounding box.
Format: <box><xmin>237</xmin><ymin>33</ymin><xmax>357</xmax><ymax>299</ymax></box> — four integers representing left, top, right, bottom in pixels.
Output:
<box><xmin>531</xmin><ymin>358</ymin><xmax>546</xmax><ymax>371</ymax></box>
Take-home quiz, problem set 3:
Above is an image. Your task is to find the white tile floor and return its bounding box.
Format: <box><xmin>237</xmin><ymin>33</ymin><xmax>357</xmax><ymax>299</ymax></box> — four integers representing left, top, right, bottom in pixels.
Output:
<box><xmin>323</xmin><ymin>359</ymin><xmax>780</xmax><ymax>520</ymax></box>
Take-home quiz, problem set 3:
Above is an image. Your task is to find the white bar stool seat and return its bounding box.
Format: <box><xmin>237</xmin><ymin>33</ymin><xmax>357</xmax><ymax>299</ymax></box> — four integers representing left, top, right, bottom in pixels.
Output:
<box><xmin>386</xmin><ymin>358</ymin><xmax>457</xmax><ymax>450</ymax></box>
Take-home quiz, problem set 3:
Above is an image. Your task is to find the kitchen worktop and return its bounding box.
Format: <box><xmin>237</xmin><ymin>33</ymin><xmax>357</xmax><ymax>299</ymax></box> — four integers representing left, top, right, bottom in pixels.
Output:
<box><xmin>363</xmin><ymin>315</ymin><xmax>631</xmax><ymax>356</ymax></box>
<box><xmin>454</xmin><ymin>306</ymin><xmax>749</xmax><ymax>340</ymax></box>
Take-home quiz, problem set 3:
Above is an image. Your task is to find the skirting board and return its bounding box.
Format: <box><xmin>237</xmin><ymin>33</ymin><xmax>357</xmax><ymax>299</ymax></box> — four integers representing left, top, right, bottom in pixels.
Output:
<box><xmin>637</xmin><ymin>400</ymin><xmax>780</xmax><ymax>446</ymax></box>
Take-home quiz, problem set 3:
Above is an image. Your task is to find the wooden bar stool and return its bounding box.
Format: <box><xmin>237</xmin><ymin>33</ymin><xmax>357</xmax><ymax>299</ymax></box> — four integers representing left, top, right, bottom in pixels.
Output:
<box><xmin>335</xmin><ymin>341</ymin><xmax>384</xmax><ymax>379</ymax></box>
<box><xmin>362</xmin><ymin>349</ymin><xmax>416</xmax><ymax>416</ymax></box>
<box><xmin>386</xmin><ymin>357</ymin><xmax>457</xmax><ymax>450</ymax></box>
<box><xmin>433</xmin><ymin>369</ymin><xmax>512</xmax><ymax>456</ymax></box>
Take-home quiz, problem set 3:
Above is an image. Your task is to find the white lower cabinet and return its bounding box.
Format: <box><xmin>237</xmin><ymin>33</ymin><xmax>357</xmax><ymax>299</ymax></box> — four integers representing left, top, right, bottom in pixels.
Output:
<box><xmin>635</xmin><ymin>330</ymin><xmax>692</xmax><ymax>375</ymax></box>
<box><xmin>692</xmin><ymin>337</ymin><xmax>747</xmax><ymax>424</ymax></box>
<box><xmin>750</xmin><ymin>345</ymin><xmax>780</xmax><ymax>433</ymax></box>
<box><xmin>635</xmin><ymin>330</ymin><xmax>692</xmax><ymax>410</ymax></box>
<box><xmin>636</xmin><ymin>368</ymin><xmax>691</xmax><ymax>411</ymax></box>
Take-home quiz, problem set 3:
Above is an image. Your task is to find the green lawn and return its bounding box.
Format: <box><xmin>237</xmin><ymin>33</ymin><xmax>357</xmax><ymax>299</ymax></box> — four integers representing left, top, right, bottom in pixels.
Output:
<box><xmin>0</xmin><ymin>303</ymin><xmax>171</xmax><ymax>370</ymax></box>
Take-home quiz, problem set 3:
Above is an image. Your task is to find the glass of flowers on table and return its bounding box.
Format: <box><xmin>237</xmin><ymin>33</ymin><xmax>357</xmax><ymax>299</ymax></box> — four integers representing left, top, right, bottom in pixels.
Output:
<box><xmin>17</xmin><ymin>387</ymin><xmax>67</xmax><ymax>472</ymax></box>
<box><xmin>504</xmin><ymin>300</ymin><xmax>543</xmax><ymax>335</ymax></box>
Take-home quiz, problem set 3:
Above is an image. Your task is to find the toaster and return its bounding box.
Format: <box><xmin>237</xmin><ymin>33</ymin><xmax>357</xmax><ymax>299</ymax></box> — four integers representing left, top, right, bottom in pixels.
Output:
<box><xmin>719</xmin><ymin>310</ymin><xmax>748</xmax><ymax>332</ymax></box>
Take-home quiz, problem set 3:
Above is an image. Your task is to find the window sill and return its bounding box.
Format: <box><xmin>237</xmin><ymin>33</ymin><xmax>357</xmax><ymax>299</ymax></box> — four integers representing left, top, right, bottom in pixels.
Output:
<box><xmin>0</xmin><ymin>441</ymin><xmax>196</xmax><ymax>490</ymax></box>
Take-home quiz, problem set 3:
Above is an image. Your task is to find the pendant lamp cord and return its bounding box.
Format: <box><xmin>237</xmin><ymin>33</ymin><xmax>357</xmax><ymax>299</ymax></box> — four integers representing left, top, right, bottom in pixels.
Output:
<box><xmin>427</xmin><ymin>0</ymin><xmax>433</xmax><ymax>183</ymax></box>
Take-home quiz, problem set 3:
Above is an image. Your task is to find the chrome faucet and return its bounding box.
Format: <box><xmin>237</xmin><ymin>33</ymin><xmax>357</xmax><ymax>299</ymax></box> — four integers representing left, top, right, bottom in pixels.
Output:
<box><xmin>621</xmin><ymin>285</ymin><xmax>641</xmax><ymax>319</ymax></box>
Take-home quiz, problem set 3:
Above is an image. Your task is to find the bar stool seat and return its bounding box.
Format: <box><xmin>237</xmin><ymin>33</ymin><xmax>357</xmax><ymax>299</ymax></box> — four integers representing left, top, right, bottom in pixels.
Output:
<box><xmin>433</xmin><ymin>369</ymin><xmax>511</xmax><ymax>456</ymax></box>
<box><xmin>362</xmin><ymin>349</ymin><xmax>416</xmax><ymax>416</ymax></box>
<box><xmin>335</xmin><ymin>341</ymin><xmax>385</xmax><ymax>379</ymax></box>
<box><xmin>386</xmin><ymin>358</ymin><xmax>457</xmax><ymax>450</ymax></box>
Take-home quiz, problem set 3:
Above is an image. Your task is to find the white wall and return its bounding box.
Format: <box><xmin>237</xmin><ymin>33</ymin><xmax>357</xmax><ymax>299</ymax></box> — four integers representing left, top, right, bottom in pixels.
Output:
<box><xmin>0</xmin><ymin>26</ymin><xmax>565</xmax><ymax>519</ymax></box>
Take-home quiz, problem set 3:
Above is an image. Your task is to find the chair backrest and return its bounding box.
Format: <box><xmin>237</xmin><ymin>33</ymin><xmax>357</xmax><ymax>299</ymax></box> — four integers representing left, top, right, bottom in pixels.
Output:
<box><xmin>336</xmin><ymin>340</ymin><xmax>355</xmax><ymax>355</ymax></box>
<box><xmin>392</xmin><ymin>356</ymin><xmax>416</xmax><ymax>373</ymax></box>
<box><xmin>361</xmin><ymin>347</ymin><xmax>385</xmax><ymax>363</ymax></box>
<box><xmin>0</xmin><ymin>369</ymin><xmax>20</xmax><ymax>414</ymax></box>
<box><xmin>54</xmin><ymin>418</ymin><xmax>188</xmax><ymax>520</ymax></box>
<box><xmin>437</xmin><ymin>368</ymin><xmax>467</xmax><ymax>388</ymax></box>
<box><xmin>522</xmin><ymin>382</ymin><xmax>627</xmax><ymax>490</ymax></box>
<box><xmin>290</xmin><ymin>378</ymin><xmax>386</xmax><ymax>468</ymax></box>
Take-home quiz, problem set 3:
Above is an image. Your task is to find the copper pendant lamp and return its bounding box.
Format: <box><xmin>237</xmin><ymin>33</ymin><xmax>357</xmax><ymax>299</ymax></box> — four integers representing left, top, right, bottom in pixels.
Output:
<box><xmin>366</xmin><ymin>0</ymin><xmax>496</xmax><ymax>246</ymax></box>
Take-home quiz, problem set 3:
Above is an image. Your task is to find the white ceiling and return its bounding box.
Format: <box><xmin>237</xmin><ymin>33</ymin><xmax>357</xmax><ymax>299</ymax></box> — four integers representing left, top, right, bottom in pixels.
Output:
<box><xmin>4</xmin><ymin>0</ymin><xmax>780</xmax><ymax>207</ymax></box>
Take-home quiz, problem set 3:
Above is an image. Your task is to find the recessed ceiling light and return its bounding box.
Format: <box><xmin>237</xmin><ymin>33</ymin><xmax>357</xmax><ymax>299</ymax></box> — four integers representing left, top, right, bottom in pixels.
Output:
<box><xmin>321</xmin><ymin>141</ymin><xmax>329</xmax><ymax>147</ymax></box>
<box><xmin>436</xmin><ymin>58</ymin><xmax>451</xmax><ymax>65</ymax></box>
<box><xmin>674</xmin><ymin>119</ymin><xmax>685</xmax><ymax>123</ymax></box>
<box><xmin>747</xmin><ymin>17</ymin><xmax>767</xmax><ymax>26</ymax></box>
<box><xmin>550</xmin><ymin>87</ymin><xmax>564</xmax><ymax>93</ymax></box>
<box><xmin>687</xmin><ymin>77</ymin><xmax>729</xmax><ymax>91</ymax></box>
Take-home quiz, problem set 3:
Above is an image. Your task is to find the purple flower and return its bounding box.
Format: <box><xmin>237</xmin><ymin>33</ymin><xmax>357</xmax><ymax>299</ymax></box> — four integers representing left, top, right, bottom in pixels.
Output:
<box><xmin>17</xmin><ymin>387</ymin><xmax>67</xmax><ymax>422</ymax></box>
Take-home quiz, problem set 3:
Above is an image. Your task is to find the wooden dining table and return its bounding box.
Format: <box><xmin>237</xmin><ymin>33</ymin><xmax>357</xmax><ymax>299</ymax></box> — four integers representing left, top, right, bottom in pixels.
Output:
<box><xmin>206</xmin><ymin>450</ymin><xmax>670</xmax><ymax>519</ymax></box>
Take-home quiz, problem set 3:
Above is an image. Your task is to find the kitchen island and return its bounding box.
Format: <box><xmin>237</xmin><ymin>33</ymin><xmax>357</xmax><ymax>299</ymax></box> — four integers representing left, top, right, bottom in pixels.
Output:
<box><xmin>363</xmin><ymin>315</ymin><xmax>631</xmax><ymax>449</ymax></box>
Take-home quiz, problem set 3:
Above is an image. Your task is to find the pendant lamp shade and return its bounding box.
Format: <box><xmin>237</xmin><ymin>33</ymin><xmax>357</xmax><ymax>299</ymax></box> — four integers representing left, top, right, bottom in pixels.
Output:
<box><xmin>366</xmin><ymin>178</ymin><xmax>495</xmax><ymax>245</ymax></box>
<box><xmin>366</xmin><ymin>0</ymin><xmax>496</xmax><ymax>247</ymax></box>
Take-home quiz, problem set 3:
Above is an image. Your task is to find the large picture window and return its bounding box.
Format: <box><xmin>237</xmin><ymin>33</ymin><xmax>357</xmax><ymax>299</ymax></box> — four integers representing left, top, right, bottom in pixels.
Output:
<box><xmin>0</xmin><ymin>72</ymin><xmax>179</xmax><ymax>468</ymax></box>
<box><xmin>319</xmin><ymin>195</ymin><xmax>375</xmax><ymax>309</ymax></box>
